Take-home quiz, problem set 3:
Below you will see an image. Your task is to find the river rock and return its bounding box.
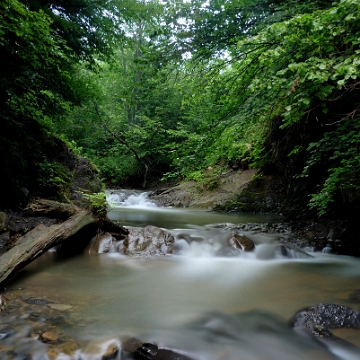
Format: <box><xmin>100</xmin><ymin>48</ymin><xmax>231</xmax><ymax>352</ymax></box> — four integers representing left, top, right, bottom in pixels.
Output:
<box><xmin>135</xmin><ymin>342</ymin><xmax>158</xmax><ymax>359</ymax></box>
<box><xmin>290</xmin><ymin>303</ymin><xmax>360</xmax><ymax>337</ymax></box>
<box><xmin>83</xmin><ymin>337</ymin><xmax>121</xmax><ymax>360</ymax></box>
<box><xmin>126</xmin><ymin>341</ymin><xmax>195</xmax><ymax>360</ymax></box>
<box><xmin>86</xmin><ymin>232</ymin><xmax>114</xmax><ymax>254</ymax></box>
<box><xmin>155</xmin><ymin>349</ymin><xmax>195</xmax><ymax>360</ymax></box>
<box><xmin>47</xmin><ymin>341</ymin><xmax>78</xmax><ymax>359</ymax></box>
<box><xmin>228</xmin><ymin>233</ymin><xmax>255</xmax><ymax>251</ymax></box>
<box><xmin>42</xmin><ymin>331</ymin><xmax>59</xmax><ymax>341</ymax></box>
<box><xmin>57</xmin><ymin>341</ymin><xmax>78</xmax><ymax>354</ymax></box>
<box><xmin>121</xmin><ymin>225</ymin><xmax>175</xmax><ymax>256</ymax></box>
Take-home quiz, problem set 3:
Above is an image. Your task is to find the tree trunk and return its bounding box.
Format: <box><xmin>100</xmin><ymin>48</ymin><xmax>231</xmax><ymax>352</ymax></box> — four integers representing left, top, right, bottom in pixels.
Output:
<box><xmin>0</xmin><ymin>210</ymin><xmax>95</xmax><ymax>288</ymax></box>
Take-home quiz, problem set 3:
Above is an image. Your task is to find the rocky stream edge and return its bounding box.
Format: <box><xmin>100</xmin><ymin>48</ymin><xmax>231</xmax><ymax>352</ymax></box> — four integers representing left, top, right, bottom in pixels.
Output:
<box><xmin>0</xmin><ymin>174</ymin><xmax>360</xmax><ymax>358</ymax></box>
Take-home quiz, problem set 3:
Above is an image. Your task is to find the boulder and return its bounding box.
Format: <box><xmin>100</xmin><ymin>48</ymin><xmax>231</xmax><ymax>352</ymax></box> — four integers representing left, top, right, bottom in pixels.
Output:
<box><xmin>121</xmin><ymin>225</ymin><xmax>175</xmax><ymax>256</ymax></box>
<box><xmin>290</xmin><ymin>303</ymin><xmax>360</xmax><ymax>337</ymax></box>
<box><xmin>86</xmin><ymin>233</ymin><xmax>114</xmax><ymax>254</ymax></box>
<box><xmin>228</xmin><ymin>233</ymin><xmax>255</xmax><ymax>251</ymax></box>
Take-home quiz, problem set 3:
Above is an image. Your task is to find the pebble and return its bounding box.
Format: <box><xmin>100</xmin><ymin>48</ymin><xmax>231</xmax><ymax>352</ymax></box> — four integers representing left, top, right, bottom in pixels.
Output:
<box><xmin>42</xmin><ymin>331</ymin><xmax>59</xmax><ymax>341</ymax></box>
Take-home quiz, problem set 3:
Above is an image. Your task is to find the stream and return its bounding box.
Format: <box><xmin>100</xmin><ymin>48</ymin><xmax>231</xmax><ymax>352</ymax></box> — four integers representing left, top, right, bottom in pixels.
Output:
<box><xmin>2</xmin><ymin>190</ymin><xmax>360</xmax><ymax>360</ymax></box>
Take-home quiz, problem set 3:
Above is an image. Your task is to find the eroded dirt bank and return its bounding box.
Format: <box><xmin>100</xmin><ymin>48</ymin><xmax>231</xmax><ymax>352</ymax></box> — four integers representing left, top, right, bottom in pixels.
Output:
<box><xmin>149</xmin><ymin>169</ymin><xmax>359</xmax><ymax>256</ymax></box>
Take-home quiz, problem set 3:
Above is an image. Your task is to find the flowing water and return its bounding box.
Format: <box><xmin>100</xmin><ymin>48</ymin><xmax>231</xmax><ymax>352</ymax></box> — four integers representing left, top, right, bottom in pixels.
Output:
<box><xmin>2</xmin><ymin>190</ymin><xmax>360</xmax><ymax>359</ymax></box>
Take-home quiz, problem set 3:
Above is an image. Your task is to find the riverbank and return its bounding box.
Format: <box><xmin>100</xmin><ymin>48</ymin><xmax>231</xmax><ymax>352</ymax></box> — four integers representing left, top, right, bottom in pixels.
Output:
<box><xmin>148</xmin><ymin>169</ymin><xmax>359</xmax><ymax>256</ymax></box>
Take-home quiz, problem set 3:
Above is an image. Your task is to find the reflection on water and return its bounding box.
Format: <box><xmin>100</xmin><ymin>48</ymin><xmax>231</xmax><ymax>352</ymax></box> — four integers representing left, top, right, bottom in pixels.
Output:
<box><xmin>3</xmin><ymin>190</ymin><xmax>360</xmax><ymax>359</ymax></box>
<box><xmin>106</xmin><ymin>189</ymin><xmax>282</xmax><ymax>228</ymax></box>
<box><xmin>108</xmin><ymin>206</ymin><xmax>282</xmax><ymax>229</ymax></box>
<box><xmin>7</xmin><ymin>253</ymin><xmax>360</xmax><ymax>359</ymax></box>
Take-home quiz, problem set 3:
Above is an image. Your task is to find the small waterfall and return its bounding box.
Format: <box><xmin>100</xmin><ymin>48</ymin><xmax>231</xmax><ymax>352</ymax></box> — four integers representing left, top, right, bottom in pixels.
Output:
<box><xmin>106</xmin><ymin>189</ymin><xmax>157</xmax><ymax>208</ymax></box>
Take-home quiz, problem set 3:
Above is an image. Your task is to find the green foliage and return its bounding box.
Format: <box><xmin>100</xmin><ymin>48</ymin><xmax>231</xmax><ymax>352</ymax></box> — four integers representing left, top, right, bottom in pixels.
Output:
<box><xmin>159</xmin><ymin>0</ymin><xmax>360</xmax><ymax>218</ymax></box>
<box><xmin>2</xmin><ymin>0</ymin><xmax>358</xmax><ymax>221</ymax></box>
<box><xmin>96</xmin><ymin>152</ymin><xmax>141</xmax><ymax>186</ymax></box>
<box><xmin>0</xmin><ymin>0</ymin><xmax>72</xmax><ymax>120</ymax></box>
<box><xmin>58</xmin><ymin>20</ymin><xmax>188</xmax><ymax>186</ymax></box>
<box><xmin>303</xmin><ymin>116</ymin><xmax>360</xmax><ymax>216</ymax></box>
<box><xmin>37</xmin><ymin>159</ymin><xmax>71</xmax><ymax>195</ymax></box>
<box><xmin>78</xmin><ymin>191</ymin><xmax>107</xmax><ymax>216</ymax></box>
<box><xmin>161</xmin><ymin>0</ymin><xmax>330</xmax><ymax>61</ymax></box>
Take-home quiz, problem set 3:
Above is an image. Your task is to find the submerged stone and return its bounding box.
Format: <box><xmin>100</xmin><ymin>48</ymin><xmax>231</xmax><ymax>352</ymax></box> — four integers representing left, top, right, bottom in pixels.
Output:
<box><xmin>42</xmin><ymin>331</ymin><xmax>59</xmax><ymax>342</ymax></box>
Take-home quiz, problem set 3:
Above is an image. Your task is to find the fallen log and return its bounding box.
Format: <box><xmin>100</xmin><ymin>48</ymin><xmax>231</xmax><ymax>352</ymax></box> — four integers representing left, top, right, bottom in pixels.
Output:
<box><xmin>0</xmin><ymin>210</ymin><xmax>95</xmax><ymax>288</ymax></box>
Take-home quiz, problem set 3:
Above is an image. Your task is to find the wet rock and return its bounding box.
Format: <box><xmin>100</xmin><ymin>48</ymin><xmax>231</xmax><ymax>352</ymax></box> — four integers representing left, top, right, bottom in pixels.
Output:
<box><xmin>47</xmin><ymin>341</ymin><xmax>78</xmax><ymax>359</ymax></box>
<box><xmin>0</xmin><ymin>327</ymin><xmax>15</xmax><ymax>340</ymax></box>
<box><xmin>24</xmin><ymin>297</ymin><xmax>52</xmax><ymax>306</ymax></box>
<box><xmin>135</xmin><ymin>343</ymin><xmax>158</xmax><ymax>359</ymax></box>
<box><xmin>57</xmin><ymin>341</ymin><xmax>78</xmax><ymax>354</ymax></box>
<box><xmin>122</xmin><ymin>225</ymin><xmax>175</xmax><ymax>256</ymax></box>
<box><xmin>83</xmin><ymin>337</ymin><xmax>121</xmax><ymax>360</ymax></box>
<box><xmin>28</xmin><ymin>313</ymin><xmax>46</xmax><ymax>322</ymax></box>
<box><xmin>42</xmin><ymin>331</ymin><xmax>59</xmax><ymax>342</ymax></box>
<box><xmin>96</xmin><ymin>219</ymin><xmax>128</xmax><ymax>240</ymax></box>
<box><xmin>47</xmin><ymin>347</ymin><xmax>60</xmax><ymax>360</ymax></box>
<box><xmin>130</xmin><ymin>342</ymin><xmax>194</xmax><ymax>360</ymax></box>
<box><xmin>290</xmin><ymin>303</ymin><xmax>360</xmax><ymax>337</ymax></box>
<box><xmin>46</xmin><ymin>314</ymin><xmax>70</xmax><ymax>326</ymax></box>
<box><xmin>155</xmin><ymin>349</ymin><xmax>195</xmax><ymax>360</ymax></box>
<box><xmin>122</xmin><ymin>337</ymin><xmax>143</xmax><ymax>353</ymax></box>
<box><xmin>86</xmin><ymin>232</ymin><xmax>114</xmax><ymax>254</ymax></box>
<box><xmin>228</xmin><ymin>233</ymin><xmax>255</xmax><ymax>251</ymax></box>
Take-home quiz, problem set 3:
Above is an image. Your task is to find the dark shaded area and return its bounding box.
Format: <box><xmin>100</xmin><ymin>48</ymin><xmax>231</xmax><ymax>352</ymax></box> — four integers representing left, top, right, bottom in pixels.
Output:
<box><xmin>0</xmin><ymin>115</ymin><xmax>102</xmax><ymax>210</ymax></box>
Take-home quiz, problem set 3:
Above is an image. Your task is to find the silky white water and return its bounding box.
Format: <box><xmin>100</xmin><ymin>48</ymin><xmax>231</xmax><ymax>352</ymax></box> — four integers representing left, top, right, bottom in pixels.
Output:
<box><xmin>4</xmin><ymin>190</ymin><xmax>360</xmax><ymax>360</ymax></box>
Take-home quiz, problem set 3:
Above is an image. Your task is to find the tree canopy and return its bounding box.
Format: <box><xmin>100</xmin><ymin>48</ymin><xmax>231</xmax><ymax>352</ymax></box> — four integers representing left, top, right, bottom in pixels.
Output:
<box><xmin>1</xmin><ymin>0</ymin><xmax>359</xmax><ymax>219</ymax></box>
